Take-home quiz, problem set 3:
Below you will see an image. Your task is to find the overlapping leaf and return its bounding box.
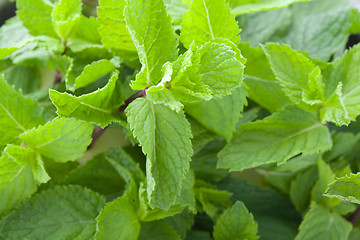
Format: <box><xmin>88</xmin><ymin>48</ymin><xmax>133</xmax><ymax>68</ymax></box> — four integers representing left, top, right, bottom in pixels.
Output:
<box><xmin>50</xmin><ymin>71</ymin><xmax>123</xmax><ymax>127</ymax></box>
<box><xmin>0</xmin><ymin>185</ymin><xmax>105</xmax><ymax>240</ymax></box>
<box><xmin>126</xmin><ymin>98</ymin><xmax>192</xmax><ymax>210</ymax></box>
<box><xmin>181</xmin><ymin>0</ymin><xmax>240</xmax><ymax>48</ymax></box>
<box><xmin>19</xmin><ymin>117</ymin><xmax>93</xmax><ymax>162</ymax></box>
<box><xmin>0</xmin><ymin>75</ymin><xmax>45</xmax><ymax>147</ymax></box>
<box><xmin>218</xmin><ymin>105</ymin><xmax>332</xmax><ymax>171</ymax></box>
<box><xmin>124</xmin><ymin>0</ymin><xmax>178</xmax><ymax>89</ymax></box>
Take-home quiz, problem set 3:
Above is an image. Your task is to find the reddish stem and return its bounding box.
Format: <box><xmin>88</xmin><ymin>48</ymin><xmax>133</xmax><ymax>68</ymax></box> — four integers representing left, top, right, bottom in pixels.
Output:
<box><xmin>348</xmin><ymin>205</ymin><xmax>360</xmax><ymax>224</ymax></box>
<box><xmin>117</xmin><ymin>89</ymin><xmax>147</xmax><ymax>113</ymax></box>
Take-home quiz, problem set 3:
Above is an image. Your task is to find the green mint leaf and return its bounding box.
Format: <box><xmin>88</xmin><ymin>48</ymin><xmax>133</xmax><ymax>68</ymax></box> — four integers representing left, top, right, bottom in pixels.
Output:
<box><xmin>96</xmin><ymin>148</ymin><xmax>141</xmax><ymax>240</ymax></box>
<box><xmin>138</xmin><ymin>170</ymin><xmax>195</xmax><ymax>221</ymax></box>
<box><xmin>263</xmin><ymin>43</ymin><xmax>325</xmax><ymax>111</ymax></box>
<box><xmin>213</xmin><ymin>201</ymin><xmax>258</xmax><ymax>240</ymax></box>
<box><xmin>240</xmin><ymin>43</ymin><xmax>291</xmax><ymax>113</ymax></box>
<box><xmin>289</xmin><ymin>167</ymin><xmax>318</xmax><ymax>212</ymax></box>
<box><xmin>138</xmin><ymin>221</ymin><xmax>181</xmax><ymax>240</ymax></box>
<box><xmin>0</xmin><ymin>75</ymin><xmax>45</xmax><ymax>147</ymax></box>
<box><xmin>181</xmin><ymin>0</ymin><xmax>240</xmax><ymax>48</ymax></box>
<box><xmin>19</xmin><ymin>117</ymin><xmax>93</xmax><ymax>162</ymax></box>
<box><xmin>191</xmin><ymin>139</ymin><xmax>228</xmax><ymax>181</ymax></box>
<box><xmin>68</xmin><ymin>59</ymin><xmax>115</xmax><ymax>91</ymax></box>
<box><xmin>0</xmin><ymin>145</ymin><xmax>49</xmax><ymax>216</ymax></box>
<box><xmin>197</xmin><ymin>39</ymin><xmax>246</xmax><ymax>97</ymax></box>
<box><xmin>0</xmin><ymin>17</ymin><xmax>34</xmax><ymax>49</ymax></box>
<box><xmin>295</xmin><ymin>202</ymin><xmax>352</xmax><ymax>240</ymax></box>
<box><xmin>285</xmin><ymin>0</ymin><xmax>353</xmax><ymax>60</ymax></box>
<box><xmin>163</xmin><ymin>0</ymin><xmax>189</xmax><ymax>24</ymax></box>
<box><xmin>16</xmin><ymin>0</ymin><xmax>57</xmax><ymax>37</ymax></box>
<box><xmin>67</xmin><ymin>15</ymin><xmax>103</xmax><ymax>52</ymax></box>
<box><xmin>146</xmin><ymin>45</ymin><xmax>212</xmax><ymax>111</ymax></box>
<box><xmin>0</xmin><ymin>185</ymin><xmax>105</xmax><ymax>240</ymax></box>
<box><xmin>146</xmin><ymin>44</ymin><xmax>212</xmax><ymax>112</ymax></box>
<box><xmin>195</xmin><ymin>181</ymin><xmax>232</xmax><ymax>219</ymax></box>
<box><xmin>218</xmin><ymin>105</ymin><xmax>332</xmax><ymax>171</ymax></box>
<box><xmin>50</xmin><ymin>71</ymin><xmax>124</xmax><ymax>128</ymax></box>
<box><xmin>97</xmin><ymin>0</ymin><xmax>136</xmax><ymax>51</ymax></box>
<box><xmin>311</xmin><ymin>157</ymin><xmax>340</xmax><ymax>207</ymax></box>
<box><xmin>96</xmin><ymin>195</ymin><xmax>140</xmax><ymax>240</ymax></box>
<box><xmin>124</xmin><ymin>0</ymin><xmax>178</xmax><ymax>90</ymax></box>
<box><xmin>185</xmin><ymin>87</ymin><xmax>247</xmax><ymax>141</ymax></box>
<box><xmin>229</xmin><ymin>0</ymin><xmax>308</xmax><ymax>15</ymax></box>
<box><xmin>216</xmin><ymin>178</ymin><xmax>301</xmax><ymax>240</ymax></box>
<box><xmin>164</xmin><ymin>211</ymin><xmax>195</xmax><ymax>239</ymax></box>
<box><xmin>126</xmin><ymin>98</ymin><xmax>192</xmax><ymax>210</ymax></box>
<box><xmin>324</xmin><ymin>173</ymin><xmax>360</xmax><ymax>204</ymax></box>
<box><xmin>51</xmin><ymin>0</ymin><xmax>82</xmax><ymax>39</ymax></box>
<box><xmin>321</xmin><ymin>44</ymin><xmax>360</xmax><ymax>126</ymax></box>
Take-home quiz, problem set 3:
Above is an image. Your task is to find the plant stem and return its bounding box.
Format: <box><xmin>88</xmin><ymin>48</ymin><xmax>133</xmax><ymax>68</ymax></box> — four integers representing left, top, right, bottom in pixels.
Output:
<box><xmin>117</xmin><ymin>89</ymin><xmax>147</xmax><ymax>113</ymax></box>
<box><xmin>348</xmin><ymin>205</ymin><xmax>360</xmax><ymax>224</ymax></box>
<box><xmin>87</xmin><ymin>89</ymin><xmax>146</xmax><ymax>149</ymax></box>
<box><xmin>53</xmin><ymin>70</ymin><xmax>62</xmax><ymax>85</ymax></box>
<box><xmin>87</xmin><ymin>126</ymin><xmax>108</xmax><ymax>150</ymax></box>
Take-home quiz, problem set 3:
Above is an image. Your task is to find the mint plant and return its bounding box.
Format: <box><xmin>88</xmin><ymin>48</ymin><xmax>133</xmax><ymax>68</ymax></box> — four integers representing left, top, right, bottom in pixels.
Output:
<box><xmin>0</xmin><ymin>0</ymin><xmax>360</xmax><ymax>239</ymax></box>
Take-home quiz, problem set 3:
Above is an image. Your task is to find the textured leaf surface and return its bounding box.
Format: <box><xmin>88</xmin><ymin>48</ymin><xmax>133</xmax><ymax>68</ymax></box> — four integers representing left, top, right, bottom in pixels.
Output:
<box><xmin>0</xmin><ymin>145</ymin><xmax>49</xmax><ymax>216</ymax></box>
<box><xmin>52</xmin><ymin>0</ymin><xmax>82</xmax><ymax>39</ymax></box>
<box><xmin>0</xmin><ymin>75</ymin><xmax>45</xmax><ymax>147</ymax></box>
<box><xmin>229</xmin><ymin>0</ymin><xmax>308</xmax><ymax>16</ymax></box>
<box><xmin>126</xmin><ymin>98</ymin><xmax>192</xmax><ymax>210</ymax></box>
<box><xmin>146</xmin><ymin>44</ymin><xmax>212</xmax><ymax>111</ymax></box>
<box><xmin>264</xmin><ymin>43</ymin><xmax>324</xmax><ymax>111</ymax></box>
<box><xmin>181</xmin><ymin>0</ymin><xmax>240</xmax><ymax>48</ymax></box>
<box><xmin>0</xmin><ymin>185</ymin><xmax>106</xmax><ymax>240</ymax></box>
<box><xmin>213</xmin><ymin>201</ymin><xmax>258</xmax><ymax>240</ymax></box>
<box><xmin>74</xmin><ymin>59</ymin><xmax>115</xmax><ymax>90</ymax></box>
<box><xmin>197</xmin><ymin>40</ymin><xmax>245</xmax><ymax>96</ymax></box>
<box><xmin>218</xmin><ymin>106</ymin><xmax>332</xmax><ymax>171</ymax></box>
<box><xmin>325</xmin><ymin>173</ymin><xmax>360</xmax><ymax>204</ymax></box>
<box><xmin>16</xmin><ymin>0</ymin><xmax>56</xmax><ymax>37</ymax></box>
<box><xmin>96</xmin><ymin>196</ymin><xmax>140</xmax><ymax>240</ymax></box>
<box><xmin>240</xmin><ymin>43</ymin><xmax>291</xmax><ymax>113</ymax></box>
<box><xmin>185</xmin><ymin>87</ymin><xmax>247</xmax><ymax>141</ymax></box>
<box><xmin>19</xmin><ymin>117</ymin><xmax>93</xmax><ymax>162</ymax></box>
<box><xmin>50</xmin><ymin>71</ymin><xmax>123</xmax><ymax>127</ymax></box>
<box><xmin>295</xmin><ymin>202</ymin><xmax>352</xmax><ymax>240</ymax></box>
<box><xmin>321</xmin><ymin>44</ymin><xmax>360</xmax><ymax>126</ymax></box>
<box><xmin>97</xmin><ymin>0</ymin><xmax>136</xmax><ymax>51</ymax></box>
<box><xmin>124</xmin><ymin>0</ymin><xmax>178</xmax><ymax>89</ymax></box>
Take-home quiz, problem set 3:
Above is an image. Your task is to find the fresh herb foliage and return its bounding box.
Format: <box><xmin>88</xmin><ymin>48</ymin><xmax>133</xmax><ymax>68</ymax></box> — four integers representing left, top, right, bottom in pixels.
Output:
<box><xmin>0</xmin><ymin>0</ymin><xmax>360</xmax><ymax>239</ymax></box>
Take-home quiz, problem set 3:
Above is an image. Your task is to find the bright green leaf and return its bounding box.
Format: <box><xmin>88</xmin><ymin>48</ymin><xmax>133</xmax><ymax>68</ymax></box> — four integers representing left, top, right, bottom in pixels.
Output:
<box><xmin>325</xmin><ymin>173</ymin><xmax>360</xmax><ymax>204</ymax></box>
<box><xmin>0</xmin><ymin>145</ymin><xmax>49</xmax><ymax>216</ymax></box>
<box><xmin>52</xmin><ymin>0</ymin><xmax>82</xmax><ymax>39</ymax></box>
<box><xmin>218</xmin><ymin>105</ymin><xmax>332</xmax><ymax>171</ymax></box>
<box><xmin>185</xmin><ymin>87</ymin><xmax>247</xmax><ymax>141</ymax></box>
<box><xmin>263</xmin><ymin>43</ymin><xmax>324</xmax><ymax>111</ymax></box>
<box><xmin>181</xmin><ymin>0</ymin><xmax>240</xmax><ymax>48</ymax></box>
<box><xmin>213</xmin><ymin>201</ymin><xmax>258</xmax><ymax>240</ymax></box>
<box><xmin>321</xmin><ymin>44</ymin><xmax>360</xmax><ymax>126</ymax></box>
<box><xmin>97</xmin><ymin>0</ymin><xmax>136</xmax><ymax>51</ymax></box>
<box><xmin>0</xmin><ymin>75</ymin><xmax>45</xmax><ymax>147</ymax></box>
<box><xmin>124</xmin><ymin>0</ymin><xmax>178</xmax><ymax>89</ymax></box>
<box><xmin>50</xmin><ymin>71</ymin><xmax>124</xmax><ymax>128</ymax></box>
<box><xmin>126</xmin><ymin>98</ymin><xmax>192</xmax><ymax>210</ymax></box>
<box><xmin>19</xmin><ymin>117</ymin><xmax>93</xmax><ymax>162</ymax></box>
<box><xmin>295</xmin><ymin>202</ymin><xmax>352</xmax><ymax>240</ymax></box>
<box><xmin>16</xmin><ymin>0</ymin><xmax>57</xmax><ymax>37</ymax></box>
